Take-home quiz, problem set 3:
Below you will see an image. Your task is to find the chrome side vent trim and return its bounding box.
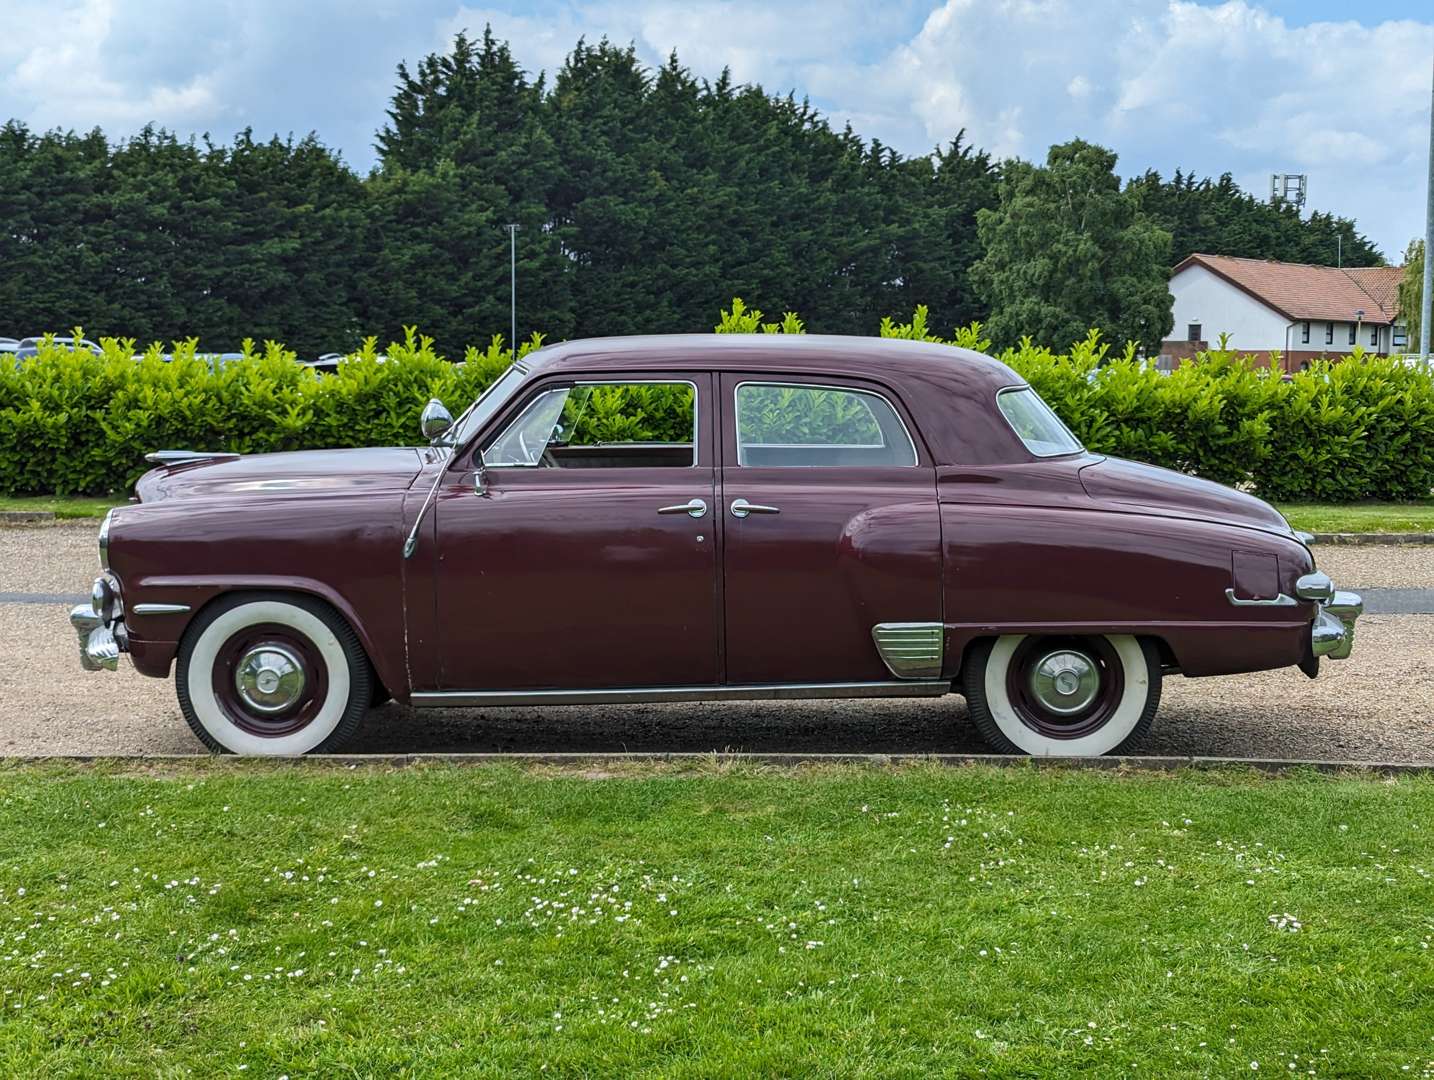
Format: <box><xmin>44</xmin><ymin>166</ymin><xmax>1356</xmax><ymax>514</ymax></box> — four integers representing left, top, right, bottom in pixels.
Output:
<box><xmin>871</xmin><ymin>622</ymin><xmax>944</xmax><ymax>679</ymax></box>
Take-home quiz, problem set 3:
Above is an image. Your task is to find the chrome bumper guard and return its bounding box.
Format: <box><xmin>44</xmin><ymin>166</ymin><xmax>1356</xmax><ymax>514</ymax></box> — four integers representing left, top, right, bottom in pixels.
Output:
<box><xmin>69</xmin><ymin>605</ymin><xmax>121</xmax><ymax>671</ymax></box>
<box><xmin>70</xmin><ymin>573</ymin><xmax>129</xmax><ymax>673</ymax></box>
<box><xmin>1296</xmin><ymin>572</ymin><xmax>1362</xmax><ymax>661</ymax></box>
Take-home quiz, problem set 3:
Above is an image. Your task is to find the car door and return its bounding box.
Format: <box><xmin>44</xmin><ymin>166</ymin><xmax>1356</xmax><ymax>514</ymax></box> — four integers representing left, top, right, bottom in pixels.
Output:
<box><xmin>719</xmin><ymin>373</ymin><xmax>943</xmax><ymax>685</ymax></box>
<box><xmin>432</xmin><ymin>373</ymin><xmax>719</xmax><ymax>691</ymax></box>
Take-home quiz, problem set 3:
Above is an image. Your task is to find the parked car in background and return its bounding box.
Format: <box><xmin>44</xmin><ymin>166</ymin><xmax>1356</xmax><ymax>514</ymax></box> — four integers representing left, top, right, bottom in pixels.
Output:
<box><xmin>304</xmin><ymin>352</ymin><xmax>346</xmax><ymax>375</ymax></box>
<box><xmin>14</xmin><ymin>336</ymin><xmax>103</xmax><ymax>361</ymax></box>
<box><xmin>302</xmin><ymin>353</ymin><xmax>389</xmax><ymax>375</ymax></box>
<box><xmin>193</xmin><ymin>353</ymin><xmax>245</xmax><ymax>373</ymax></box>
<box><xmin>69</xmin><ymin>335</ymin><xmax>1362</xmax><ymax>757</ymax></box>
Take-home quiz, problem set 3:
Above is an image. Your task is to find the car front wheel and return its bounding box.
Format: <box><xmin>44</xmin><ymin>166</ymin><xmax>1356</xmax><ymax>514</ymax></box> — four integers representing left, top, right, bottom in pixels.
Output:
<box><xmin>961</xmin><ymin>634</ymin><xmax>1161</xmax><ymax>756</ymax></box>
<box><xmin>176</xmin><ymin>592</ymin><xmax>373</xmax><ymax>755</ymax></box>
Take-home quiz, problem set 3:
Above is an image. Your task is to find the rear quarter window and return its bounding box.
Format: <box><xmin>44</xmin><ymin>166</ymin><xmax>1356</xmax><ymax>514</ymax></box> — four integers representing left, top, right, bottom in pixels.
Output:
<box><xmin>996</xmin><ymin>387</ymin><xmax>1083</xmax><ymax>457</ymax></box>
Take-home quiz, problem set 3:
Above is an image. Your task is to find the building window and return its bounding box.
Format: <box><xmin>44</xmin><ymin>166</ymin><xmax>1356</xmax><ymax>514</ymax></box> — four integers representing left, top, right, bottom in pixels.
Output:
<box><xmin>1300</xmin><ymin>321</ymin><xmax>1310</xmax><ymax>344</ymax></box>
<box><xmin>1325</xmin><ymin>323</ymin><xmax>1334</xmax><ymax>345</ymax></box>
<box><xmin>1348</xmin><ymin>323</ymin><xmax>1357</xmax><ymax>346</ymax></box>
<box><xmin>1187</xmin><ymin>323</ymin><xmax>1202</xmax><ymax>343</ymax></box>
<box><xmin>1394</xmin><ymin>323</ymin><xmax>1408</xmax><ymax>347</ymax></box>
<box><xmin>1370</xmin><ymin>324</ymin><xmax>1379</xmax><ymax>347</ymax></box>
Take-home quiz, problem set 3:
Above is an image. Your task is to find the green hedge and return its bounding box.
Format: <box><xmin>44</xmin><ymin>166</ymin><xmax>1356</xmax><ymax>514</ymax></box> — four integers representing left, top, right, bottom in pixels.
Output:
<box><xmin>3</xmin><ymin>309</ymin><xmax>1432</xmax><ymax>502</ymax></box>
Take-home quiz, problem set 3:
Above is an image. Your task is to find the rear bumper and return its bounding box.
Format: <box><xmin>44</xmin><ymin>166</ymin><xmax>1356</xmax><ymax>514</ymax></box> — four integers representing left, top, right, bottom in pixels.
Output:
<box><xmin>1296</xmin><ymin>572</ymin><xmax>1361</xmax><ymax>662</ymax></box>
<box><xmin>1310</xmin><ymin>590</ymin><xmax>1363</xmax><ymax>661</ymax></box>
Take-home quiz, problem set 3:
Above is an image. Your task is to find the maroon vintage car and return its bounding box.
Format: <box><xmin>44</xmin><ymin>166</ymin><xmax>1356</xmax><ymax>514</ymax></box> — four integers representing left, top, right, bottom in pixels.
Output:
<box><xmin>69</xmin><ymin>335</ymin><xmax>1362</xmax><ymax>756</ymax></box>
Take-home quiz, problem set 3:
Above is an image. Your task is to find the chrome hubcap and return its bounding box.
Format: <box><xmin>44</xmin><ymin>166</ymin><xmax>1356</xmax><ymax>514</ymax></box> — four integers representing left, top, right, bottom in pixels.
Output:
<box><xmin>1029</xmin><ymin>650</ymin><xmax>1099</xmax><ymax>715</ymax></box>
<box><xmin>234</xmin><ymin>644</ymin><xmax>306</xmax><ymax>714</ymax></box>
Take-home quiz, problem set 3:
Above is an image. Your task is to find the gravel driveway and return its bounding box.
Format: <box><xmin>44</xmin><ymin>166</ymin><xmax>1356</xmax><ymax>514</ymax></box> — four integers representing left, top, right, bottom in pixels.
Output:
<box><xmin>3</xmin><ymin>523</ymin><xmax>1432</xmax><ymax>760</ymax></box>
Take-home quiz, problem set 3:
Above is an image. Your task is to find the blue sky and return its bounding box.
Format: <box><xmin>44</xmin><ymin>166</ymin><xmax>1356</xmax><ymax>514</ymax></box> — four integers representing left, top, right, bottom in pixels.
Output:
<box><xmin>1</xmin><ymin>0</ymin><xmax>1430</xmax><ymax>259</ymax></box>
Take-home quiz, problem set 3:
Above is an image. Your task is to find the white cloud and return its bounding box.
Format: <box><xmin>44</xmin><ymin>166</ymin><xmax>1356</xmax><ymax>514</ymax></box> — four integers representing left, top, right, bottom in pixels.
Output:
<box><xmin>864</xmin><ymin>0</ymin><xmax>1433</xmax><ymax>255</ymax></box>
<box><xmin>2</xmin><ymin>0</ymin><xmax>223</xmax><ymax>130</ymax></box>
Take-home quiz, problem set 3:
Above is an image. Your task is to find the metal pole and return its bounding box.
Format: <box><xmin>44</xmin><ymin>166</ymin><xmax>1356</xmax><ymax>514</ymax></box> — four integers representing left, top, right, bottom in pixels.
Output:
<box><xmin>1422</xmin><ymin>43</ymin><xmax>1434</xmax><ymax>364</ymax></box>
<box><xmin>505</xmin><ymin>224</ymin><xmax>520</xmax><ymax>356</ymax></box>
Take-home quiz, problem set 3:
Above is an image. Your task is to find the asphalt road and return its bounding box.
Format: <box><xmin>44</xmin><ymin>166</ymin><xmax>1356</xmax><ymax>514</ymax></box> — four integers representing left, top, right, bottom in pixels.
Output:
<box><xmin>3</xmin><ymin>524</ymin><xmax>1432</xmax><ymax>760</ymax></box>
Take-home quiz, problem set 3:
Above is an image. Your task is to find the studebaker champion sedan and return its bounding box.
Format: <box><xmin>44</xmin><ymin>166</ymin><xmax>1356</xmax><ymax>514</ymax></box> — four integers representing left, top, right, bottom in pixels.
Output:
<box><xmin>69</xmin><ymin>334</ymin><xmax>1362</xmax><ymax>756</ymax></box>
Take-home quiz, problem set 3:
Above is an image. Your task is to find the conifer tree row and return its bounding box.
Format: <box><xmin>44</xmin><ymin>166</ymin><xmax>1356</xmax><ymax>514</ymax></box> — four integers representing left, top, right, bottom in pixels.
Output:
<box><xmin>0</xmin><ymin>28</ymin><xmax>1383</xmax><ymax>357</ymax></box>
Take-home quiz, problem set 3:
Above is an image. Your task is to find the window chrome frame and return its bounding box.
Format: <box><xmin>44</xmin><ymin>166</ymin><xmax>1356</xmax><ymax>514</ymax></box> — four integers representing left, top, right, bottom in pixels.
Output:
<box><xmin>732</xmin><ymin>380</ymin><xmax>919</xmax><ymax>468</ymax></box>
<box><xmin>480</xmin><ymin>377</ymin><xmax>701</xmax><ymax>469</ymax></box>
<box><xmin>448</xmin><ymin>362</ymin><xmax>529</xmax><ymax>450</ymax></box>
<box><xmin>994</xmin><ymin>385</ymin><xmax>1085</xmax><ymax>459</ymax></box>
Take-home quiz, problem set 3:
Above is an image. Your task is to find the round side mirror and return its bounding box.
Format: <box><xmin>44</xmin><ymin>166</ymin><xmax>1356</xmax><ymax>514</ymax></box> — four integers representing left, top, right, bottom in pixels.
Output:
<box><xmin>420</xmin><ymin>398</ymin><xmax>454</xmax><ymax>443</ymax></box>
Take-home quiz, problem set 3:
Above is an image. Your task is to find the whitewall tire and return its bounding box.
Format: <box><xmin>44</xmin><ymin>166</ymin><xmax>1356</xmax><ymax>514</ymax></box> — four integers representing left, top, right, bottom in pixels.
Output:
<box><xmin>961</xmin><ymin>634</ymin><xmax>1161</xmax><ymax>757</ymax></box>
<box><xmin>176</xmin><ymin>593</ymin><xmax>373</xmax><ymax>755</ymax></box>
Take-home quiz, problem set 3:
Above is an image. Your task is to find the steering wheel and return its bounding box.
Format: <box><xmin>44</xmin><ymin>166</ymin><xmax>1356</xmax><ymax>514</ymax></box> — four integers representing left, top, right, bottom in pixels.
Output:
<box><xmin>516</xmin><ymin>427</ymin><xmax>537</xmax><ymax>464</ymax></box>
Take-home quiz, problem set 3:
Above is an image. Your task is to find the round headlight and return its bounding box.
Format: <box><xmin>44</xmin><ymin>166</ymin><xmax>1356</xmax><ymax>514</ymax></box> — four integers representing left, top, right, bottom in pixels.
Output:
<box><xmin>98</xmin><ymin>509</ymin><xmax>113</xmax><ymax>570</ymax></box>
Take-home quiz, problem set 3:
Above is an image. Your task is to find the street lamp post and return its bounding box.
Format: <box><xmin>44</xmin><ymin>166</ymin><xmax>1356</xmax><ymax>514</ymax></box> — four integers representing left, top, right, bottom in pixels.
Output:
<box><xmin>1422</xmin><ymin>44</ymin><xmax>1434</xmax><ymax>365</ymax></box>
<box><xmin>504</xmin><ymin>223</ymin><xmax>520</xmax><ymax>357</ymax></box>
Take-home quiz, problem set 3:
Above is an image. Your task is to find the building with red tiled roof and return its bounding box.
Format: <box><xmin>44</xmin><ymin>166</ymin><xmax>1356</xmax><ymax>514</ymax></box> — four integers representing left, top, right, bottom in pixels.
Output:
<box><xmin>1161</xmin><ymin>254</ymin><xmax>1408</xmax><ymax>371</ymax></box>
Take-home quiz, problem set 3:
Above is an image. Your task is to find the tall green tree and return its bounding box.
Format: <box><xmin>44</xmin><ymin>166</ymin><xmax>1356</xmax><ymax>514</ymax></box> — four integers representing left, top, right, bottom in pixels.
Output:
<box><xmin>367</xmin><ymin>29</ymin><xmax>573</xmax><ymax>353</ymax></box>
<box><xmin>1397</xmin><ymin>239</ymin><xmax>1424</xmax><ymax>351</ymax></box>
<box><xmin>971</xmin><ymin>140</ymin><xmax>1173</xmax><ymax>350</ymax></box>
<box><xmin>1126</xmin><ymin>168</ymin><xmax>1382</xmax><ymax>268</ymax></box>
<box><xmin>0</xmin><ymin>123</ymin><xmax>115</xmax><ymax>336</ymax></box>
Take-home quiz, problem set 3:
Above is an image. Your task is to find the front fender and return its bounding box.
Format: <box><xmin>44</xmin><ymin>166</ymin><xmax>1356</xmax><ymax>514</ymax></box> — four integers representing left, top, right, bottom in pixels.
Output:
<box><xmin>104</xmin><ymin>494</ymin><xmax>413</xmax><ymax>700</ymax></box>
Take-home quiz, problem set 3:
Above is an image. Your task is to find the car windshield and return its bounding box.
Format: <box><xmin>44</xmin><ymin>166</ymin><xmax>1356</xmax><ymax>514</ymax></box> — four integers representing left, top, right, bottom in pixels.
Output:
<box><xmin>449</xmin><ymin>365</ymin><xmax>526</xmax><ymax>447</ymax></box>
<box><xmin>996</xmin><ymin>386</ymin><xmax>1083</xmax><ymax>457</ymax></box>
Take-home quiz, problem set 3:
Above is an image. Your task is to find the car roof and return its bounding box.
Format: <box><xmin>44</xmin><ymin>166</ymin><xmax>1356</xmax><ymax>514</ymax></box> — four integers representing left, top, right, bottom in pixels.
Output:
<box><xmin>522</xmin><ymin>334</ymin><xmax>1035</xmax><ymax>467</ymax></box>
<box><xmin>528</xmin><ymin>333</ymin><xmax>1015</xmax><ymax>384</ymax></box>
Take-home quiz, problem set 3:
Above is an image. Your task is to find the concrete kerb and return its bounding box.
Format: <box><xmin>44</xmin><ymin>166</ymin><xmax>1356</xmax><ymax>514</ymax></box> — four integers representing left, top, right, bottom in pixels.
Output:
<box><xmin>3</xmin><ymin>752</ymin><xmax>1433</xmax><ymax>774</ymax></box>
<box><xmin>1312</xmin><ymin>532</ymin><xmax>1434</xmax><ymax>545</ymax></box>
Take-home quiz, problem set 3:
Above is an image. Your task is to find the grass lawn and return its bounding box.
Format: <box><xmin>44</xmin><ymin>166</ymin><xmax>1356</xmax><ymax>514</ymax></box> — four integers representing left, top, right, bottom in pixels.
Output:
<box><xmin>0</xmin><ymin>762</ymin><xmax>1431</xmax><ymax>1076</ymax></box>
<box><xmin>0</xmin><ymin>495</ymin><xmax>126</xmax><ymax>519</ymax></box>
<box><xmin>1276</xmin><ymin>501</ymin><xmax>1434</xmax><ymax>533</ymax></box>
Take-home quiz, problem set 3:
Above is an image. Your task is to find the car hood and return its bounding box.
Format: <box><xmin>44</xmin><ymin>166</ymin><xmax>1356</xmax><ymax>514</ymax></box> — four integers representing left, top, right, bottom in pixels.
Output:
<box><xmin>1078</xmin><ymin>456</ymin><xmax>1293</xmax><ymax>537</ymax></box>
<box><xmin>135</xmin><ymin>447</ymin><xmax>428</xmax><ymax>503</ymax></box>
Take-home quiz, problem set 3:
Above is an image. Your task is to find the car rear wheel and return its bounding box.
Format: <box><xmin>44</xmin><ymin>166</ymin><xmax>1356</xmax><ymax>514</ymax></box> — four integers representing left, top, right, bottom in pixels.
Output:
<box><xmin>961</xmin><ymin>634</ymin><xmax>1161</xmax><ymax>756</ymax></box>
<box><xmin>176</xmin><ymin>593</ymin><xmax>372</xmax><ymax>755</ymax></box>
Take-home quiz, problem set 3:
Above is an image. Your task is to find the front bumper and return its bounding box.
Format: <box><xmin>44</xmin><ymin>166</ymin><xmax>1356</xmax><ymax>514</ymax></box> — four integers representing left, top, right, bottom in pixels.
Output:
<box><xmin>1298</xmin><ymin>572</ymin><xmax>1362</xmax><ymax>661</ymax></box>
<box><xmin>69</xmin><ymin>605</ymin><xmax>123</xmax><ymax>671</ymax></box>
<box><xmin>70</xmin><ymin>572</ymin><xmax>129</xmax><ymax>673</ymax></box>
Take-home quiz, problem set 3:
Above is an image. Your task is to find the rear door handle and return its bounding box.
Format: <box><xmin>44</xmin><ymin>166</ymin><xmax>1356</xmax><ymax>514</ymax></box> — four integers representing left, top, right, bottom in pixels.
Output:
<box><xmin>730</xmin><ymin>498</ymin><xmax>780</xmax><ymax>518</ymax></box>
<box><xmin>657</xmin><ymin>498</ymin><xmax>708</xmax><ymax>518</ymax></box>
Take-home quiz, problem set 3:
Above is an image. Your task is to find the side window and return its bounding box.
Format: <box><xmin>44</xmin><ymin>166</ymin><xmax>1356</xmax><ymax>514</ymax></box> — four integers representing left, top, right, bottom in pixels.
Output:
<box><xmin>734</xmin><ymin>383</ymin><xmax>917</xmax><ymax>467</ymax></box>
<box><xmin>484</xmin><ymin>381</ymin><xmax>696</xmax><ymax>469</ymax></box>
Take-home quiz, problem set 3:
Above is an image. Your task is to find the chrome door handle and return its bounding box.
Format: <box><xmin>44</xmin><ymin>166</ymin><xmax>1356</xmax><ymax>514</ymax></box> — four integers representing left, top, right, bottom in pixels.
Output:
<box><xmin>657</xmin><ymin>498</ymin><xmax>708</xmax><ymax>518</ymax></box>
<box><xmin>1224</xmin><ymin>589</ymin><xmax>1297</xmax><ymax>607</ymax></box>
<box><xmin>730</xmin><ymin>498</ymin><xmax>780</xmax><ymax>519</ymax></box>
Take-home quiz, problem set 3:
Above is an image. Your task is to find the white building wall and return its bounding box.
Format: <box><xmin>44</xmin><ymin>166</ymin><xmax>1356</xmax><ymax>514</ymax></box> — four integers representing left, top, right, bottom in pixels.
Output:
<box><xmin>1166</xmin><ymin>264</ymin><xmax>1290</xmax><ymax>351</ymax></box>
<box><xmin>1298</xmin><ymin>320</ymin><xmax>1384</xmax><ymax>355</ymax></box>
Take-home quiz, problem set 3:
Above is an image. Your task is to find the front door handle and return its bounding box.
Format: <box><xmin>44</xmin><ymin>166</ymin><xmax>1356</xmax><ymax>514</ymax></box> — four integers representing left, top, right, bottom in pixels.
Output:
<box><xmin>730</xmin><ymin>498</ymin><xmax>781</xmax><ymax>519</ymax></box>
<box><xmin>658</xmin><ymin>498</ymin><xmax>708</xmax><ymax>518</ymax></box>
